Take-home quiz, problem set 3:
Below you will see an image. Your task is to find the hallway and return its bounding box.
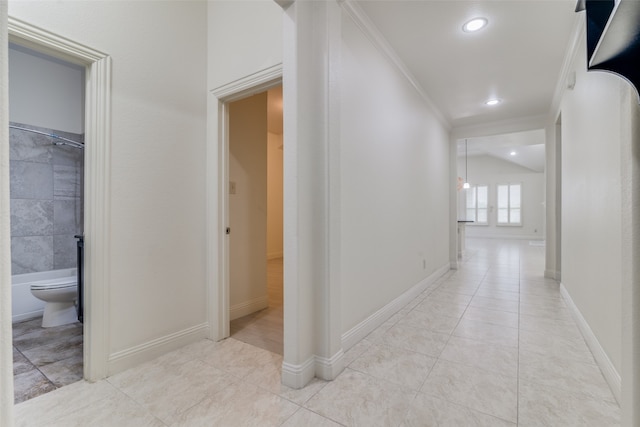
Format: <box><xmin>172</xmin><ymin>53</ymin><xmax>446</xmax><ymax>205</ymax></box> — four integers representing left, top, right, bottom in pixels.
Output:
<box><xmin>13</xmin><ymin>238</ymin><xmax>619</xmax><ymax>426</ymax></box>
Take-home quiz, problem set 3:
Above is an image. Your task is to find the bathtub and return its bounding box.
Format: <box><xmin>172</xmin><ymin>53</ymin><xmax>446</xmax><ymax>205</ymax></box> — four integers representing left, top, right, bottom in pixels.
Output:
<box><xmin>12</xmin><ymin>268</ymin><xmax>77</xmax><ymax>323</ymax></box>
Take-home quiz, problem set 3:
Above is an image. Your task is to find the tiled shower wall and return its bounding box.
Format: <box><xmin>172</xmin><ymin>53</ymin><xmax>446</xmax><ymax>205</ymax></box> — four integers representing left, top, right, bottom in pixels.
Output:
<box><xmin>10</xmin><ymin>122</ymin><xmax>84</xmax><ymax>275</ymax></box>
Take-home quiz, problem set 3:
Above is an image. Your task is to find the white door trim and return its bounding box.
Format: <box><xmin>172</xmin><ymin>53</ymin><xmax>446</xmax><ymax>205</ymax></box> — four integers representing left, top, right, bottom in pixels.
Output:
<box><xmin>8</xmin><ymin>16</ymin><xmax>112</xmax><ymax>382</ymax></box>
<box><xmin>207</xmin><ymin>64</ymin><xmax>282</xmax><ymax>341</ymax></box>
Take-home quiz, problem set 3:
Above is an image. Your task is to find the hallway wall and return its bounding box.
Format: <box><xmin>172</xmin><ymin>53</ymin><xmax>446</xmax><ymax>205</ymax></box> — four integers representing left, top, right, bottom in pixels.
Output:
<box><xmin>558</xmin><ymin>25</ymin><xmax>624</xmax><ymax>379</ymax></box>
<box><xmin>8</xmin><ymin>1</ymin><xmax>208</xmax><ymax>372</ymax></box>
<box><xmin>340</xmin><ymin>10</ymin><xmax>450</xmax><ymax>333</ymax></box>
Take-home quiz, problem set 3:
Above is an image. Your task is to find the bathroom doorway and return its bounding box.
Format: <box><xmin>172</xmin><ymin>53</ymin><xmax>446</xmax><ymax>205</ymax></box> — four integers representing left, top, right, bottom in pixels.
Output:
<box><xmin>9</xmin><ymin>43</ymin><xmax>86</xmax><ymax>403</ymax></box>
<box><xmin>228</xmin><ymin>85</ymin><xmax>284</xmax><ymax>355</ymax></box>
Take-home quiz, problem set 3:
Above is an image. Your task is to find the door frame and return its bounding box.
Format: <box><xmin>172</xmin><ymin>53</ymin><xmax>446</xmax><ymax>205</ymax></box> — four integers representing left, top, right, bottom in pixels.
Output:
<box><xmin>8</xmin><ymin>17</ymin><xmax>112</xmax><ymax>381</ymax></box>
<box><xmin>208</xmin><ymin>65</ymin><xmax>282</xmax><ymax>341</ymax></box>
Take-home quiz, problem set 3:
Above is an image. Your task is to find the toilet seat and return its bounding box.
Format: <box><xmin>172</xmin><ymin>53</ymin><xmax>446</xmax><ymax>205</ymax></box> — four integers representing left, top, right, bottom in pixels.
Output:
<box><xmin>30</xmin><ymin>278</ymin><xmax>76</xmax><ymax>290</ymax></box>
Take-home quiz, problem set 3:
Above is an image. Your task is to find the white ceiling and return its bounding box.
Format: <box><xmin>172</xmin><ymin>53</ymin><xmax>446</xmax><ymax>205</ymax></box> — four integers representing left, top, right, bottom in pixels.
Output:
<box><xmin>356</xmin><ymin>0</ymin><xmax>578</xmax><ymax>129</ymax></box>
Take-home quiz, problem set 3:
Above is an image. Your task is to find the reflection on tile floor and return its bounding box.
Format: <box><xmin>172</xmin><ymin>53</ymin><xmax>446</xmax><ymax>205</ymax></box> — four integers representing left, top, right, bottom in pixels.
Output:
<box><xmin>14</xmin><ymin>239</ymin><xmax>620</xmax><ymax>426</ymax></box>
<box><xmin>13</xmin><ymin>317</ymin><xmax>83</xmax><ymax>404</ymax></box>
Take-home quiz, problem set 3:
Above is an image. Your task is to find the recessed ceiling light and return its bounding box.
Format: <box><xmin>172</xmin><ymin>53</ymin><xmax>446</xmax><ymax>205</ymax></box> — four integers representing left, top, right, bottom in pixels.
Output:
<box><xmin>463</xmin><ymin>17</ymin><xmax>488</xmax><ymax>33</ymax></box>
<box><xmin>510</xmin><ymin>151</ymin><xmax>517</xmax><ymax>156</ymax></box>
<box><xmin>485</xmin><ymin>98</ymin><xmax>501</xmax><ymax>106</ymax></box>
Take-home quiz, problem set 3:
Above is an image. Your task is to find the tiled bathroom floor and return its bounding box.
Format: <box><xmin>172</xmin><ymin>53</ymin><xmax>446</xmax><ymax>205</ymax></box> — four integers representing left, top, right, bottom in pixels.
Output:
<box><xmin>13</xmin><ymin>317</ymin><xmax>83</xmax><ymax>404</ymax></box>
<box><xmin>13</xmin><ymin>239</ymin><xmax>620</xmax><ymax>426</ymax></box>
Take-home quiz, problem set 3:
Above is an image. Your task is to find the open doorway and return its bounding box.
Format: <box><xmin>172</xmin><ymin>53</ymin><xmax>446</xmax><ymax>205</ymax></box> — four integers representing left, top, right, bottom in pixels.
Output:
<box><xmin>228</xmin><ymin>85</ymin><xmax>284</xmax><ymax>355</ymax></box>
<box><xmin>456</xmin><ymin>130</ymin><xmax>546</xmax><ymax>244</ymax></box>
<box><xmin>9</xmin><ymin>43</ymin><xmax>85</xmax><ymax>403</ymax></box>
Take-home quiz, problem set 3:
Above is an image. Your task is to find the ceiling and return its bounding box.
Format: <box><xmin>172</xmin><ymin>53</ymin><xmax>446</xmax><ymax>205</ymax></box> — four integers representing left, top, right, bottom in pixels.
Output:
<box><xmin>356</xmin><ymin>1</ymin><xmax>577</xmax><ymax>171</ymax></box>
<box><xmin>356</xmin><ymin>0</ymin><xmax>578</xmax><ymax>129</ymax></box>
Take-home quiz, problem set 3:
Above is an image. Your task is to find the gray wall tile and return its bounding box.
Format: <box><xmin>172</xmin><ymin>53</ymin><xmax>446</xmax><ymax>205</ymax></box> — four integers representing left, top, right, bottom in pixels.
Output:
<box><xmin>9</xmin><ymin>124</ymin><xmax>53</xmax><ymax>164</ymax></box>
<box><xmin>53</xmin><ymin>165</ymin><xmax>80</xmax><ymax>199</ymax></box>
<box><xmin>53</xmin><ymin>145</ymin><xmax>83</xmax><ymax>166</ymax></box>
<box><xmin>10</xmin><ymin>200</ymin><xmax>53</xmax><ymax>237</ymax></box>
<box><xmin>10</xmin><ymin>124</ymin><xmax>84</xmax><ymax>274</ymax></box>
<box><xmin>53</xmin><ymin>200</ymin><xmax>80</xmax><ymax>235</ymax></box>
<box><xmin>11</xmin><ymin>236</ymin><xmax>54</xmax><ymax>275</ymax></box>
<box><xmin>10</xmin><ymin>161</ymin><xmax>54</xmax><ymax>200</ymax></box>
<box><xmin>53</xmin><ymin>235</ymin><xmax>78</xmax><ymax>270</ymax></box>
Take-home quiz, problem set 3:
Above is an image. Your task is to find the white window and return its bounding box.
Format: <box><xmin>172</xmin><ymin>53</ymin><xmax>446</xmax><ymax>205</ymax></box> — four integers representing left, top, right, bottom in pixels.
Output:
<box><xmin>466</xmin><ymin>185</ymin><xmax>488</xmax><ymax>224</ymax></box>
<box><xmin>497</xmin><ymin>183</ymin><xmax>521</xmax><ymax>225</ymax></box>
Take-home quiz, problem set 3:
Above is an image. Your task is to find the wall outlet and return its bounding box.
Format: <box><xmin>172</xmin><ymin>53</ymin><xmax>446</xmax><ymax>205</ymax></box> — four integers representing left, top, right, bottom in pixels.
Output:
<box><xmin>229</xmin><ymin>181</ymin><xmax>236</xmax><ymax>195</ymax></box>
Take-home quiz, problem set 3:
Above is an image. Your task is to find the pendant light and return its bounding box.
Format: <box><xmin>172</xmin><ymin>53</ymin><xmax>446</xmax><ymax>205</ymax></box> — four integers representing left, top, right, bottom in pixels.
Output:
<box><xmin>463</xmin><ymin>139</ymin><xmax>470</xmax><ymax>189</ymax></box>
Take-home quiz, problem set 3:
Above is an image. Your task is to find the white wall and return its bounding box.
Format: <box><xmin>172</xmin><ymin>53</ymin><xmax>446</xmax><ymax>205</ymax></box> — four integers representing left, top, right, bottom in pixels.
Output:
<box><xmin>8</xmin><ymin>1</ymin><xmax>208</xmax><ymax>369</ymax></box>
<box><xmin>559</xmin><ymin>26</ymin><xmax>623</xmax><ymax>377</ymax></box>
<box><xmin>340</xmin><ymin>10</ymin><xmax>450</xmax><ymax>333</ymax></box>
<box><xmin>208</xmin><ymin>0</ymin><xmax>283</xmax><ymax>91</ymax></box>
<box><xmin>458</xmin><ymin>155</ymin><xmax>544</xmax><ymax>240</ymax></box>
<box><xmin>229</xmin><ymin>93</ymin><xmax>268</xmax><ymax>320</ymax></box>
<box><xmin>267</xmin><ymin>132</ymin><xmax>283</xmax><ymax>259</ymax></box>
<box><xmin>9</xmin><ymin>45</ymin><xmax>84</xmax><ymax>133</ymax></box>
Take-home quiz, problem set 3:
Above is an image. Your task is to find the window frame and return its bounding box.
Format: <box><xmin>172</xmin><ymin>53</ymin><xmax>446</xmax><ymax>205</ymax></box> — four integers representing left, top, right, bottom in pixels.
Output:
<box><xmin>465</xmin><ymin>184</ymin><xmax>489</xmax><ymax>226</ymax></box>
<box><xmin>496</xmin><ymin>182</ymin><xmax>522</xmax><ymax>226</ymax></box>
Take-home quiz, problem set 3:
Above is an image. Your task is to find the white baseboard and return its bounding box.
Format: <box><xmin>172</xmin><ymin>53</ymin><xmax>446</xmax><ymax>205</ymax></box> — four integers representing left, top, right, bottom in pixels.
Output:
<box><xmin>107</xmin><ymin>322</ymin><xmax>209</xmax><ymax>376</ymax></box>
<box><xmin>282</xmin><ymin>356</ymin><xmax>315</xmax><ymax>389</ymax></box>
<box><xmin>229</xmin><ymin>295</ymin><xmax>268</xmax><ymax>321</ymax></box>
<box><xmin>341</xmin><ymin>262</ymin><xmax>450</xmax><ymax>351</ymax></box>
<box><xmin>315</xmin><ymin>350</ymin><xmax>345</xmax><ymax>381</ymax></box>
<box><xmin>281</xmin><ymin>349</ymin><xmax>345</xmax><ymax>389</ymax></box>
<box><xmin>560</xmin><ymin>284</ymin><xmax>621</xmax><ymax>404</ymax></box>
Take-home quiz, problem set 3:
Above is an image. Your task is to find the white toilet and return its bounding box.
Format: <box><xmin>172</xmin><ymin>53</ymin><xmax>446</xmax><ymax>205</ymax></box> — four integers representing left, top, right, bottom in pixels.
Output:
<box><xmin>30</xmin><ymin>276</ymin><xmax>78</xmax><ymax>327</ymax></box>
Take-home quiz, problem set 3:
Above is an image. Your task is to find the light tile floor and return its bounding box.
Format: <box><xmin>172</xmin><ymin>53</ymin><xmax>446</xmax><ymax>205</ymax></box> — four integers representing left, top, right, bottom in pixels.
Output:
<box><xmin>13</xmin><ymin>239</ymin><xmax>620</xmax><ymax>426</ymax></box>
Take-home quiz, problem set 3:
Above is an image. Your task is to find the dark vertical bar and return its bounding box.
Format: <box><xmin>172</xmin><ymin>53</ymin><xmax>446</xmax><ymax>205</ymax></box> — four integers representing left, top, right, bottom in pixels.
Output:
<box><xmin>75</xmin><ymin>235</ymin><xmax>84</xmax><ymax>323</ymax></box>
